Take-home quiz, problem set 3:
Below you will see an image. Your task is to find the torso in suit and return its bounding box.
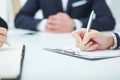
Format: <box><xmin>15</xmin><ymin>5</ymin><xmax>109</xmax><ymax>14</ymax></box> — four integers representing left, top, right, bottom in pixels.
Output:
<box><xmin>15</xmin><ymin>0</ymin><xmax>115</xmax><ymax>31</ymax></box>
<box><xmin>0</xmin><ymin>17</ymin><xmax>8</xmax><ymax>29</ymax></box>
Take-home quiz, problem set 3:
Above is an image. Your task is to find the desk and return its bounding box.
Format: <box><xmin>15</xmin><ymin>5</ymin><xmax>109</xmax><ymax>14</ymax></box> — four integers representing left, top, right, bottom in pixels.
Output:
<box><xmin>7</xmin><ymin>29</ymin><xmax>120</xmax><ymax>80</ymax></box>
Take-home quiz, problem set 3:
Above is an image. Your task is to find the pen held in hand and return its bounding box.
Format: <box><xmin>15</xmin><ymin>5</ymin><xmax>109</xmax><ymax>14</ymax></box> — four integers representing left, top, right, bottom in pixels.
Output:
<box><xmin>1</xmin><ymin>40</ymin><xmax>11</xmax><ymax>46</ymax></box>
<box><xmin>0</xmin><ymin>39</ymin><xmax>11</xmax><ymax>46</ymax></box>
<box><xmin>81</xmin><ymin>10</ymin><xmax>95</xmax><ymax>50</ymax></box>
<box><xmin>5</xmin><ymin>42</ymin><xmax>11</xmax><ymax>46</ymax></box>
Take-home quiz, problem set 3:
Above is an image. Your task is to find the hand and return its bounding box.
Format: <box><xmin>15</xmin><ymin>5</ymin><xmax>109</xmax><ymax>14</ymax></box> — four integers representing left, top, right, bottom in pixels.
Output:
<box><xmin>71</xmin><ymin>28</ymin><xmax>114</xmax><ymax>51</ymax></box>
<box><xmin>46</xmin><ymin>12</ymin><xmax>74</xmax><ymax>33</ymax></box>
<box><xmin>0</xmin><ymin>27</ymin><xmax>7</xmax><ymax>47</ymax></box>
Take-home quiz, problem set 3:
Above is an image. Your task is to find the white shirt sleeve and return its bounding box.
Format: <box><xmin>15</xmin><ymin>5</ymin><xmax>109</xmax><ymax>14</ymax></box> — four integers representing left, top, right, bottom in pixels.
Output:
<box><xmin>109</xmin><ymin>33</ymin><xmax>117</xmax><ymax>49</ymax></box>
<box><xmin>36</xmin><ymin>19</ymin><xmax>47</xmax><ymax>31</ymax></box>
<box><xmin>73</xmin><ymin>19</ymin><xmax>83</xmax><ymax>30</ymax></box>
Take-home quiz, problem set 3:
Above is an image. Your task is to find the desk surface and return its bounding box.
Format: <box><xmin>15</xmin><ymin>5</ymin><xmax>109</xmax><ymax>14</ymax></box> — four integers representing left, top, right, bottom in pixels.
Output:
<box><xmin>7</xmin><ymin>29</ymin><xmax>120</xmax><ymax>80</ymax></box>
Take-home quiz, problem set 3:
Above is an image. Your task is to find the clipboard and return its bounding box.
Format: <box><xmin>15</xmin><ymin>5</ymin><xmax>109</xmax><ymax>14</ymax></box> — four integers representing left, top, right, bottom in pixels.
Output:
<box><xmin>44</xmin><ymin>47</ymin><xmax>120</xmax><ymax>60</ymax></box>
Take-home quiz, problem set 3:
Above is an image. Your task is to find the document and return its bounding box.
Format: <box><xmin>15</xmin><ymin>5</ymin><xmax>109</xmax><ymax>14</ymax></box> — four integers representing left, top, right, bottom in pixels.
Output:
<box><xmin>44</xmin><ymin>46</ymin><xmax>120</xmax><ymax>60</ymax></box>
<box><xmin>0</xmin><ymin>45</ymin><xmax>25</xmax><ymax>80</ymax></box>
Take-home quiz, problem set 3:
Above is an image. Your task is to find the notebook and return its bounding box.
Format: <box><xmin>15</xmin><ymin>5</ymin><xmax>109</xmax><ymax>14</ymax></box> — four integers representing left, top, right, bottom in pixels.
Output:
<box><xmin>44</xmin><ymin>46</ymin><xmax>120</xmax><ymax>60</ymax></box>
<box><xmin>0</xmin><ymin>45</ymin><xmax>25</xmax><ymax>80</ymax></box>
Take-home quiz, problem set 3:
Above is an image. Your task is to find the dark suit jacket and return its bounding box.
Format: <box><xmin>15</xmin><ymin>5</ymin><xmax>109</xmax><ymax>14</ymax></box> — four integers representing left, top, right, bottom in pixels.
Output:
<box><xmin>118</xmin><ymin>34</ymin><xmax>120</xmax><ymax>48</ymax></box>
<box><xmin>15</xmin><ymin>0</ymin><xmax>115</xmax><ymax>31</ymax></box>
<box><xmin>115</xmin><ymin>33</ymin><xmax>120</xmax><ymax>49</ymax></box>
<box><xmin>0</xmin><ymin>17</ymin><xmax>8</xmax><ymax>29</ymax></box>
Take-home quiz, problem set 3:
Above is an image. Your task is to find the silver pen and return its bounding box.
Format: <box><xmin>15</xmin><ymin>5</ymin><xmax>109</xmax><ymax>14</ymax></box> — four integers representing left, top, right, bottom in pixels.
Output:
<box><xmin>81</xmin><ymin>10</ymin><xmax>95</xmax><ymax>50</ymax></box>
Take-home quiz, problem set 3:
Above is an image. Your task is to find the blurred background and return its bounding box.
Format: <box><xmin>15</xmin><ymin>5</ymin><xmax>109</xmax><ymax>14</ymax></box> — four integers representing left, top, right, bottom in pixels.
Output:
<box><xmin>0</xmin><ymin>0</ymin><xmax>120</xmax><ymax>31</ymax></box>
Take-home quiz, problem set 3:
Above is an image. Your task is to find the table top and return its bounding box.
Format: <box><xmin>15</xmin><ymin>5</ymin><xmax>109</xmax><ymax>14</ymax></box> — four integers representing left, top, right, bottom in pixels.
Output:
<box><xmin>7</xmin><ymin>29</ymin><xmax>120</xmax><ymax>80</ymax></box>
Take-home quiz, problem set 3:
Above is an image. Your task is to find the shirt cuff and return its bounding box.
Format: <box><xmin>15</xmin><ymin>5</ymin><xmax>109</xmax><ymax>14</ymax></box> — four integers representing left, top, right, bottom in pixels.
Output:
<box><xmin>110</xmin><ymin>33</ymin><xmax>120</xmax><ymax>49</ymax></box>
<box><xmin>73</xmin><ymin>19</ymin><xmax>83</xmax><ymax>30</ymax></box>
<box><xmin>37</xmin><ymin>19</ymin><xmax>47</xmax><ymax>31</ymax></box>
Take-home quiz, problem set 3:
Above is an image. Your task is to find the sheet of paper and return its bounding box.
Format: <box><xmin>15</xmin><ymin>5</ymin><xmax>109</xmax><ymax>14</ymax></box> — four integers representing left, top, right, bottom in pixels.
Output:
<box><xmin>66</xmin><ymin>46</ymin><xmax>120</xmax><ymax>59</ymax></box>
<box><xmin>0</xmin><ymin>46</ymin><xmax>23</xmax><ymax>79</ymax></box>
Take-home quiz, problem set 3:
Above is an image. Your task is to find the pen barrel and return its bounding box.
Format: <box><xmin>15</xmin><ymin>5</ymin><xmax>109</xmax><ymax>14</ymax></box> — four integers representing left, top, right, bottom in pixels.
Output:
<box><xmin>86</xmin><ymin>10</ymin><xmax>94</xmax><ymax>32</ymax></box>
<box><xmin>81</xmin><ymin>10</ymin><xmax>95</xmax><ymax>50</ymax></box>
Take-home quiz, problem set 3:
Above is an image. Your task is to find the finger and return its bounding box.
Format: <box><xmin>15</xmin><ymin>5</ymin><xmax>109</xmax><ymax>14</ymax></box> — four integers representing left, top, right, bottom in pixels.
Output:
<box><xmin>56</xmin><ymin>12</ymin><xmax>68</xmax><ymax>18</ymax></box>
<box><xmin>48</xmin><ymin>16</ymin><xmax>56</xmax><ymax>20</ymax></box>
<box><xmin>83</xmin><ymin>31</ymin><xmax>96</xmax><ymax>45</ymax></box>
<box><xmin>49</xmin><ymin>15</ymin><xmax>60</xmax><ymax>21</ymax></box>
<box><xmin>46</xmin><ymin>25</ymin><xmax>60</xmax><ymax>33</ymax></box>
<box><xmin>83</xmin><ymin>34</ymin><xmax>91</xmax><ymax>45</ymax></box>
<box><xmin>84</xmin><ymin>44</ymin><xmax>99</xmax><ymax>52</ymax></box>
<box><xmin>56</xmin><ymin>12</ymin><xmax>63</xmax><ymax>16</ymax></box>
<box><xmin>0</xmin><ymin>41</ymin><xmax>4</xmax><ymax>47</ymax></box>
<box><xmin>48</xmin><ymin>15</ymin><xmax>54</xmax><ymax>18</ymax></box>
<box><xmin>47</xmin><ymin>19</ymin><xmax>60</xmax><ymax>26</ymax></box>
<box><xmin>46</xmin><ymin>26</ymin><xmax>55</xmax><ymax>32</ymax></box>
<box><xmin>46</xmin><ymin>28</ymin><xmax>56</xmax><ymax>33</ymax></box>
<box><xmin>0</xmin><ymin>35</ymin><xmax>6</xmax><ymax>43</ymax></box>
<box><xmin>76</xmin><ymin>40</ymin><xmax>82</xmax><ymax>48</ymax></box>
<box><xmin>71</xmin><ymin>32</ymin><xmax>83</xmax><ymax>44</ymax></box>
<box><xmin>47</xmin><ymin>19</ymin><xmax>54</xmax><ymax>24</ymax></box>
<box><xmin>71</xmin><ymin>29</ymin><xmax>86</xmax><ymax>39</ymax></box>
<box><xmin>84</xmin><ymin>41</ymin><xmax>94</xmax><ymax>49</ymax></box>
<box><xmin>71</xmin><ymin>29</ymin><xmax>87</xmax><ymax>46</ymax></box>
<box><xmin>46</xmin><ymin>23</ymin><xmax>61</xmax><ymax>31</ymax></box>
<box><xmin>0</xmin><ymin>27</ymin><xmax>7</xmax><ymax>35</ymax></box>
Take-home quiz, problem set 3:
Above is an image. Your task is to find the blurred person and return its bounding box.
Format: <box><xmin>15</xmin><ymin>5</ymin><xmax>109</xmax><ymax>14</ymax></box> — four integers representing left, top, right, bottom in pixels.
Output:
<box><xmin>15</xmin><ymin>0</ymin><xmax>115</xmax><ymax>32</ymax></box>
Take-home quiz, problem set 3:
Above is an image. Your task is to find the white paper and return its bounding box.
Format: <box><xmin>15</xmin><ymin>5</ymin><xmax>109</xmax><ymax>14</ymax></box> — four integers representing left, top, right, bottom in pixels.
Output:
<box><xmin>0</xmin><ymin>46</ymin><xmax>23</xmax><ymax>79</ymax></box>
<box><xmin>66</xmin><ymin>46</ymin><xmax>120</xmax><ymax>59</ymax></box>
<box><xmin>50</xmin><ymin>46</ymin><xmax>120</xmax><ymax>60</ymax></box>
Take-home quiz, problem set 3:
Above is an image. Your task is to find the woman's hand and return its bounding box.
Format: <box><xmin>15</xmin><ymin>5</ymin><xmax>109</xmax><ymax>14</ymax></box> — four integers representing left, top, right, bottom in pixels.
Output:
<box><xmin>71</xmin><ymin>28</ymin><xmax>114</xmax><ymax>51</ymax></box>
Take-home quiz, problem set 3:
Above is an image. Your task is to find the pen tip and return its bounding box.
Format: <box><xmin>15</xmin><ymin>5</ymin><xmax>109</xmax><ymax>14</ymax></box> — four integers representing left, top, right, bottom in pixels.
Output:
<box><xmin>81</xmin><ymin>44</ymin><xmax>85</xmax><ymax>51</ymax></box>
